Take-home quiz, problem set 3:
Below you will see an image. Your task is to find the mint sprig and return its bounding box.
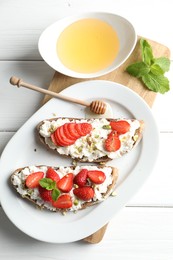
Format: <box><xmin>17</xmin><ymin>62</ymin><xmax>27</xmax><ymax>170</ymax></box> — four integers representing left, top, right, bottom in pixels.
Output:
<box><xmin>39</xmin><ymin>178</ymin><xmax>60</xmax><ymax>201</ymax></box>
<box><xmin>126</xmin><ymin>38</ymin><xmax>170</xmax><ymax>94</ymax></box>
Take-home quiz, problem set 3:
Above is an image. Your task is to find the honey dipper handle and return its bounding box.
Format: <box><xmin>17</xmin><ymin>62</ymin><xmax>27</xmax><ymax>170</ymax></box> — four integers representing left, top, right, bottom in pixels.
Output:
<box><xmin>10</xmin><ymin>76</ymin><xmax>90</xmax><ymax>107</ymax></box>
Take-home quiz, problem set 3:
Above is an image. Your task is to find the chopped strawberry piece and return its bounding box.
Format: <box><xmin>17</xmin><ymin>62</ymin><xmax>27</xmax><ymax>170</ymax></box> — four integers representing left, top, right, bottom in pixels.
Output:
<box><xmin>25</xmin><ymin>171</ymin><xmax>44</xmax><ymax>189</ymax></box>
<box><xmin>57</xmin><ymin>173</ymin><xmax>74</xmax><ymax>193</ymax></box>
<box><xmin>76</xmin><ymin>123</ymin><xmax>92</xmax><ymax>136</ymax></box>
<box><xmin>73</xmin><ymin>169</ymin><xmax>88</xmax><ymax>187</ymax></box>
<box><xmin>38</xmin><ymin>186</ymin><xmax>53</xmax><ymax>202</ymax></box>
<box><xmin>63</xmin><ymin>123</ymin><xmax>77</xmax><ymax>140</ymax></box>
<box><xmin>110</xmin><ymin>120</ymin><xmax>130</xmax><ymax>134</ymax></box>
<box><xmin>46</xmin><ymin>167</ymin><xmax>60</xmax><ymax>184</ymax></box>
<box><xmin>73</xmin><ymin>186</ymin><xmax>95</xmax><ymax>201</ymax></box>
<box><xmin>54</xmin><ymin>127</ymin><xmax>76</xmax><ymax>146</ymax></box>
<box><xmin>52</xmin><ymin>194</ymin><xmax>72</xmax><ymax>209</ymax></box>
<box><xmin>87</xmin><ymin>170</ymin><xmax>106</xmax><ymax>184</ymax></box>
<box><xmin>104</xmin><ymin>130</ymin><xmax>121</xmax><ymax>152</ymax></box>
<box><xmin>67</xmin><ymin>123</ymin><xmax>81</xmax><ymax>139</ymax></box>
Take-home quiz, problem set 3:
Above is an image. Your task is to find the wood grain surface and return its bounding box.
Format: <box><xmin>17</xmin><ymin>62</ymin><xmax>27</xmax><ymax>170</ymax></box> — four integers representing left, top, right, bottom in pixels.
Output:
<box><xmin>42</xmin><ymin>37</ymin><xmax>170</xmax><ymax>243</ymax></box>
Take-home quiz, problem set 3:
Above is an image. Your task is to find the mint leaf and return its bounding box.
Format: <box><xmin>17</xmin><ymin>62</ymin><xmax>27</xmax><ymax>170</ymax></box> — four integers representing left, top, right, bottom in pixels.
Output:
<box><xmin>140</xmin><ymin>39</ymin><xmax>154</xmax><ymax>66</ymax></box>
<box><xmin>39</xmin><ymin>178</ymin><xmax>56</xmax><ymax>190</ymax></box>
<box><xmin>126</xmin><ymin>62</ymin><xmax>150</xmax><ymax>78</ymax></box>
<box><xmin>142</xmin><ymin>72</ymin><xmax>170</xmax><ymax>94</ymax></box>
<box><xmin>150</xmin><ymin>64</ymin><xmax>164</xmax><ymax>75</ymax></box>
<box><xmin>52</xmin><ymin>188</ymin><xmax>60</xmax><ymax>201</ymax></box>
<box><xmin>153</xmin><ymin>57</ymin><xmax>170</xmax><ymax>72</ymax></box>
<box><xmin>126</xmin><ymin>38</ymin><xmax>170</xmax><ymax>94</ymax></box>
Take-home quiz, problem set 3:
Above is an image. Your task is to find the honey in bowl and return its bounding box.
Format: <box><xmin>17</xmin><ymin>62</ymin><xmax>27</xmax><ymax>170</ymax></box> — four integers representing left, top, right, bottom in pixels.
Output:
<box><xmin>56</xmin><ymin>18</ymin><xmax>119</xmax><ymax>74</ymax></box>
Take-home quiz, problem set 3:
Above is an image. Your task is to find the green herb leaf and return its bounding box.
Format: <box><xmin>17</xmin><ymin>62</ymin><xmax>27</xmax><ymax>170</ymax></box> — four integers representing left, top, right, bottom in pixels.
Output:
<box><xmin>126</xmin><ymin>61</ymin><xmax>150</xmax><ymax>78</ymax></box>
<box><xmin>150</xmin><ymin>64</ymin><xmax>164</xmax><ymax>75</ymax></box>
<box><xmin>39</xmin><ymin>178</ymin><xmax>56</xmax><ymax>190</ymax></box>
<box><xmin>140</xmin><ymin>39</ymin><xmax>154</xmax><ymax>66</ymax></box>
<box><xmin>153</xmin><ymin>57</ymin><xmax>170</xmax><ymax>72</ymax></box>
<box><xmin>142</xmin><ymin>72</ymin><xmax>170</xmax><ymax>94</ymax></box>
<box><xmin>52</xmin><ymin>188</ymin><xmax>60</xmax><ymax>201</ymax></box>
<box><xmin>126</xmin><ymin>38</ymin><xmax>170</xmax><ymax>94</ymax></box>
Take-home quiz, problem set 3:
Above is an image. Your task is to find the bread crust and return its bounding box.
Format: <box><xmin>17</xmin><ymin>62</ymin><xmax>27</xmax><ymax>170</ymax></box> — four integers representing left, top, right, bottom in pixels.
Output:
<box><xmin>11</xmin><ymin>165</ymin><xmax>118</xmax><ymax>213</ymax></box>
<box><xmin>37</xmin><ymin>118</ymin><xmax>144</xmax><ymax>163</ymax></box>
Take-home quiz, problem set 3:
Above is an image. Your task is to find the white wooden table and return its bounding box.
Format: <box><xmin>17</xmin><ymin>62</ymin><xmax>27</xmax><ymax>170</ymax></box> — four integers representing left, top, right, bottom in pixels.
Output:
<box><xmin>0</xmin><ymin>0</ymin><xmax>173</xmax><ymax>259</ymax></box>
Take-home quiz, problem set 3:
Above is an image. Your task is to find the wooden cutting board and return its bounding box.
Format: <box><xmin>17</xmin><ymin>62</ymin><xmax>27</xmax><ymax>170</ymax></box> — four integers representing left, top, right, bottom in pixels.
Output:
<box><xmin>42</xmin><ymin>37</ymin><xmax>170</xmax><ymax>243</ymax></box>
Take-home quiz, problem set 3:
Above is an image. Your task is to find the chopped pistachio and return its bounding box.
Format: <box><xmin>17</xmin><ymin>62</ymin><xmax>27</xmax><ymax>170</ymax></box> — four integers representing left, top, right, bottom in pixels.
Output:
<box><xmin>86</xmin><ymin>136</ymin><xmax>92</xmax><ymax>145</ymax></box>
<box><xmin>133</xmin><ymin>134</ymin><xmax>139</xmax><ymax>142</ymax></box>
<box><xmin>102</xmin><ymin>125</ymin><xmax>111</xmax><ymax>130</ymax></box>
<box><xmin>99</xmin><ymin>162</ymin><xmax>106</xmax><ymax>165</ymax></box>
<box><xmin>72</xmin><ymin>160</ymin><xmax>78</xmax><ymax>166</ymax></box>
<box><xmin>27</xmin><ymin>189</ymin><xmax>33</xmax><ymax>195</ymax></box>
<box><xmin>88</xmin><ymin>142</ymin><xmax>97</xmax><ymax>152</ymax></box>
<box><xmin>77</xmin><ymin>146</ymin><xmax>83</xmax><ymax>153</ymax></box>
<box><xmin>88</xmin><ymin>146</ymin><xmax>93</xmax><ymax>153</ymax></box>
<box><xmin>48</xmin><ymin>125</ymin><xmax>56</xmax><ymax>133</ymax></box>
<box><xmin>111</xmin><ymin>191</ymin><xmax>117</xmax><ymax>196</ymax></box>
<box><xmin>120</xmin><ymin>136</ymin><xmax>127</xmax><ymax>142</ymax></box>
<box><xmin>74</xmin><ymin>199</ymin><xmax>79</xmax><ymax>206</ymax></box>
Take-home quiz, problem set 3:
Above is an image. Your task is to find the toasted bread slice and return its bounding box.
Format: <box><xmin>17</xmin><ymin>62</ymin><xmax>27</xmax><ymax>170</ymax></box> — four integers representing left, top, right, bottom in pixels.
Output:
<box><xmin>11</xmin><ymin>165</ymin><xmax>118</xmax><ymax>213</ymax></box>
<box><xmin>37</xmin><ymin>117</ymin><xmax>144</xmax><ymax>163</ymax></box>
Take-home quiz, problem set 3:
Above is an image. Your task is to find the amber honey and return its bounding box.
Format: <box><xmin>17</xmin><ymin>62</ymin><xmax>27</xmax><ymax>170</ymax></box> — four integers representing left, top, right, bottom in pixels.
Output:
<box><xmin>56</xmin><ymin>18</ymin><xmax>119</xmax><ymax>73</ymax></box>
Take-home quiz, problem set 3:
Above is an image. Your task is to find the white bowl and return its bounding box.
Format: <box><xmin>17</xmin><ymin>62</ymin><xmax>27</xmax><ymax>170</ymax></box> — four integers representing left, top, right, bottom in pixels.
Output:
<box><xmin>38</xmin><ymin>12</ymin><xmax>137</xmax><ymax>78</ymax></box>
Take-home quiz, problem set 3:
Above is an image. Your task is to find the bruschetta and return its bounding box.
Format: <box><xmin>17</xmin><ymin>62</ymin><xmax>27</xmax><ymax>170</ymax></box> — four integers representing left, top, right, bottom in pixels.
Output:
<box><xmin>37</xmin><ymin>117</ymin><xmax>144</xmax><ymax>162</ymax></box>
<box><xmin>11</xmin><ymin>165</ymin><xmax>118</xmax><ymax>213</ymax></box>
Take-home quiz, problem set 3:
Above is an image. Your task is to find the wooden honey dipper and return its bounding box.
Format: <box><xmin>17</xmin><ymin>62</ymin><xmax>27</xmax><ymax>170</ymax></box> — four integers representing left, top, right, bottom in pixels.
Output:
<box><xmin>10</xmin><ymin>76</ymin><xmax>107</xmax><ymax>115</ymax></box>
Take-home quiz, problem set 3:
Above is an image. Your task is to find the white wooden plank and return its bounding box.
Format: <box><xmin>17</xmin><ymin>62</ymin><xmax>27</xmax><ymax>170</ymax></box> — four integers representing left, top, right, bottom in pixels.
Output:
<box><xmin>0</xmin><ymin>61</ymin><xmax>54</xmax><ymax>131</ymax></box>
<box><xmin>152</xmin><ymin>62</ymin><xmax>173</xmax><ymax>131</ymax></box>
<box><xmin>0</xmin><ymin>206</ymin><xmax>173</xmax><ymax>259</ymax></box>
<box><xmin>0</xmin><ymin>0</ymin><xmax>173</xmax><ymax>60</ymax></box>
<box><xmin>129</xmin><ymin>133</ymin><xmax>173</xmax><ymax>206</ymax></box>
<box><xmin>0</xmin><ymin>132</ymin><xmax>14</xmax><ymax>155</ymax></box>
<box><xmin>0</xmin><ymin>0</ymin><xmax>172</xmax><ymax>258</ymax></box>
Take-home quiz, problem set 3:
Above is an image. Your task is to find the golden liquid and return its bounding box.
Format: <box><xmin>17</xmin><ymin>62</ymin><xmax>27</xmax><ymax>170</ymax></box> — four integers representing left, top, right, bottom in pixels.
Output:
<box><xmin>56</xmin><ymin>18</ymin><xmax>119</xmax><ymax>73</ymax></box>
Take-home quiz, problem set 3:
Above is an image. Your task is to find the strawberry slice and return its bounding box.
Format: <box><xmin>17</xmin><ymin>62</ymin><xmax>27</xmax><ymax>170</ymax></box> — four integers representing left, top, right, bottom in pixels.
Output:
<box><xmin>63</xmin><ymin>123</ymin><xmax>77</xmax><ymax>140</ymax></box>
<box><xmin>51</xmin><ymin>132</ymin><xmax>60</xmax><ymax>146</ymax></box>
<box><xmin>46</xmin><ymin>167</ymin><xmax>60</xmax><ymax>184</ymax></box>
<box><xmin>52</xmin><ymin>194</ymin><xmax>72</xmax><ymax>209</ymax></box>
<box><xmin>38</xmin><ymin>186</ymin><xmax>53</xmax><ymax>202</ymax></box>
<box><xmin>73</xmin><ymin>186</ymin><xmax>95</xmax><ymax>201</ymax></box>
<box><xmin>76</xmin><ymin>123</ymin><xmax>92</xmax><ymax>136</ymax></box>
<box><xmin>110</xmin><ymin>120</ymin><xmax>130</xmax><ymax>134</ymax></box>
<box><xmin>73</xmin><ymin>169</ymin><xmax>88</xmax><ymax>187</ymax></box>
<box><xmin>59</xmin><ymin>126</ymin><xmax>76</xmax><ymax>145</ymax></box>
<box><xmin>57</xmin><ymin>173</ymin><xmax>74</xmax><ymax>193</ymax></box>
<box><xmin>25</xmin><ymin>171</ymin><xmax>44</xmax><ymax>189</ymax></box>
<box><xmin>104</xmin><ymin>130</ymin><xmax>121</xmax><ymax>152</ymax></box>
<box><xmin>87</xmin><ymin>170</ymin><xmax>106</xmax><ymax>184</ymax></box>
<box><xmin>67</xmin><ymin>123</ymin><xmax>81</xmax><ymax>139</ymax></box>
<box><xmin>55</xmin><ymin>127</ymin><xmax>76</xmax><ymax>146</ymax></box>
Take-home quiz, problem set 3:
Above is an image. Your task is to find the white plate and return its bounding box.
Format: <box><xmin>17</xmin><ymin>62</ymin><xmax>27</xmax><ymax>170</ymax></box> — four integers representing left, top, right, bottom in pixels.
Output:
<box><xmin>0</xmin><ymin>80</ymin><xmax>159</xmax><ymax>243</ymax></box>
<box><xmin>38</xmin><ymin>12</ymin><xmax>136</xmax><ymax>78</ymax></box>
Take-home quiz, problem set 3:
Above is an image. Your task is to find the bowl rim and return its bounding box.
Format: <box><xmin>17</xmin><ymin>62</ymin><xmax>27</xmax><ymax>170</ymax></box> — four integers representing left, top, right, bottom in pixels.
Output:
<box><xmin>38</xmin><ymin>12</ymin><xmax>137</xmax><ymax>78</ymax></box>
